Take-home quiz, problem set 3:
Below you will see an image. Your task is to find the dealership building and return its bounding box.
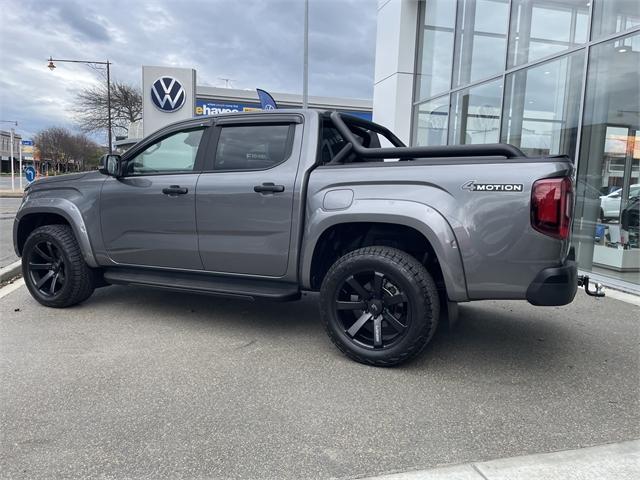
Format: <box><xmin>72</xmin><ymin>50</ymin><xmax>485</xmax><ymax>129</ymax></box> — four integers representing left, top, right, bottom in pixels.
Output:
<box><xmin>117</xmin><ymin>65</ymin><xmax>371</xmax><ymax>149</ymax></box>
<box><xmin>373</xmin><ymin>0</ymin><xmax>639</xmax><ymax>290</ymax></box>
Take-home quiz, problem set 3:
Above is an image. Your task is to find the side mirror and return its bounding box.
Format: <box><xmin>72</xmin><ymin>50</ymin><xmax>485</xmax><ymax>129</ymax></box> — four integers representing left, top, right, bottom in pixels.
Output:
<box><xmin>98</xmin><ymin>154</ymin><xmax>122</xmax><ymax>177</ymax></box>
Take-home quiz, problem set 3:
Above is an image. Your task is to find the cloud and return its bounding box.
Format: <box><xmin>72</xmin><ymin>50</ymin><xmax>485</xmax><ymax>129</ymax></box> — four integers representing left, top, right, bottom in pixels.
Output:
<box><xmin>0</xmin><ymin>0</ymin><xmax>377</xmax><ymax>143</ymax></box>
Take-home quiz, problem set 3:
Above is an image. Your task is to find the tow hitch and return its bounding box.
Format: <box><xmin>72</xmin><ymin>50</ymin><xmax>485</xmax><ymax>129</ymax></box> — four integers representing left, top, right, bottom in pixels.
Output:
<box><xmin>578</xmin><ymin>275</ymin><xmax>605</xmax><ymax>298</ymax></box>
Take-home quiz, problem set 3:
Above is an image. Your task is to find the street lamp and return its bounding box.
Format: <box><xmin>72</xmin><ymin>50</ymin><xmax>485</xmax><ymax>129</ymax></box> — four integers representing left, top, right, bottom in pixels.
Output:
<box><xmin>47</xmin><ymin>56</ymin><xmax>113</xmax><ymax>153</ymax></box>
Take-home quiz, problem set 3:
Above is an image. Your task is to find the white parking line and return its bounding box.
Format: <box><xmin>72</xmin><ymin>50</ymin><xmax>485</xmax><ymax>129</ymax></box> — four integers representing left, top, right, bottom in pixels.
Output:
<box><xmin>604</xmin><ymin>288</ymin><xmax>640</xmax><ymax>307</ymax></box>
<box><xmin>0</xmin><ymin>277</ymin><xmax>25</xmax><ymax>299</ymax></box>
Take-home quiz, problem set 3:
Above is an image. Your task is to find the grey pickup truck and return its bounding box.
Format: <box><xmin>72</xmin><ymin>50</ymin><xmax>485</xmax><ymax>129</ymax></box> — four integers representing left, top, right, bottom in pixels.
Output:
<box><xmin>13</xmin><ymin>110</ymin><xmax>602</xmax><ymax>366</ymax></box>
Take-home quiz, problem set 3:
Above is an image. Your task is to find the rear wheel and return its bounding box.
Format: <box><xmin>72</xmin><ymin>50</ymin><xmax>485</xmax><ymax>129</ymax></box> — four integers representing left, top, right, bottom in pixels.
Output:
<box><xmin>320</xmin><ymin>246</ymin><xmax>439</xmax><ymax>366</ymax></box>
<box><xmin>22</xmin><ymin>225</ymin><xmax>95</xmax><ymax>308</ymax></box>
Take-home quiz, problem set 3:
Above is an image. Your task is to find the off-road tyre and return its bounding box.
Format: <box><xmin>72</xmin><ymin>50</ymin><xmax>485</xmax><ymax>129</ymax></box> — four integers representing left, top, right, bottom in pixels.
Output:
<box><xmin>22</xmin><ymin>224</ymin><xmax>95</xmax><ymax>308</ymax></box>
<box><xmin>320</xmin><ymin>246</ymin><xmax>440</xmax><ymax>367</ymax></box>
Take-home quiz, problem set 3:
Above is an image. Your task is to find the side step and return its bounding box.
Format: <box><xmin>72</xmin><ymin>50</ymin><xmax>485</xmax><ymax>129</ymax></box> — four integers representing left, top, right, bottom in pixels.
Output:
<box><xmin>103</xmin><ymin>267</ymin><xmax>300</xmax><ymax>302</ymax></box>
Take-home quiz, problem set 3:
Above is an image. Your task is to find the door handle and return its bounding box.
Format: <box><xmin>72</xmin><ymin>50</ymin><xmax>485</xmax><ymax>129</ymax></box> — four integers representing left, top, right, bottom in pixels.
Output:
<box><xmin>162</xmin><ymin>185</ymin><xmax>188</xmax><ymax>195</ymax></box>
<box><xmin>254</xmin><ymin>182</ymin><xmax>285</xmax><ymax>194</ymax></box>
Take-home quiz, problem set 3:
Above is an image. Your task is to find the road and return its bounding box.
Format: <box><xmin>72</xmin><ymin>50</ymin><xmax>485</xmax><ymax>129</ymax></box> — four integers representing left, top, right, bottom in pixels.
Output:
<box><xmin>0</xmin><ymin>197</ymin><xmax>21</xmax><ymax>267</ymax></box>
<box><xmin>1</xmin><ymin>285</ymin><xmax>638</xmax><ymax>479</ymax></box>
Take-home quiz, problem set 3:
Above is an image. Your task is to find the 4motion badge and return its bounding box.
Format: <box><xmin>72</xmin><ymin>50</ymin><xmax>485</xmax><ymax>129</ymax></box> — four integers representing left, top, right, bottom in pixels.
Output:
<box><xmin>461</xmin><ymin>180</ymin><xmax>523</xmax><ymax>192</ymax></box>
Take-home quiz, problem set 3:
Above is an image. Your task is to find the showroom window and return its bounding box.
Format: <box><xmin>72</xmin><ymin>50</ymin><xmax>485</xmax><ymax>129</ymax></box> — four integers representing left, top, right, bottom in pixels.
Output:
<box><xmin>453</xmin><ymin>0</ymin><xmax>510</xmax><ymax>86</ymax></box>
<box><xmin>591</xmin><ymin>0</ymin><xmax>640</xmax><ymax>40</ymax></box>
<box><xmin>415</xmin><ymin>0</ymin><xmax>456</xmax><ymax>101</ymax></box>
<box><xmin>501</xmin><ymin>51</ymin><xmax>584</xmax><ymax>158</ymax></box>
<box><xmin>414</xmin><ymin>95</ymin><xmax>450</xmax><ymax>146</ymax></box>
<box><xmin>573</xmin><ymin>31</ymin><xmax>639</xmax><ymax>282</ymax></box>
<box><xmin>508</xmin><ymin>0</ymin><xmax>589</xmax><ymax>67</ymax></box>
<box><xmin>449</xmin><ymin>79</ymin><xmax>502</xmax><ymax>145</ymax></box>
<box><xmin>412</xmin><ymin>0</ymin><xmax>639</xmax><ymax>287</ymax></box>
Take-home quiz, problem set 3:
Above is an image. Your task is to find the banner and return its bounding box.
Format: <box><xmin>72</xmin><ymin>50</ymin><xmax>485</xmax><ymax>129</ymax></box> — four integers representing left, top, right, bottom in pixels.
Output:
<box><xmin>256</xmin><ymin>89</ymin><xmax>278</xmax><ymax>110</ymax></box>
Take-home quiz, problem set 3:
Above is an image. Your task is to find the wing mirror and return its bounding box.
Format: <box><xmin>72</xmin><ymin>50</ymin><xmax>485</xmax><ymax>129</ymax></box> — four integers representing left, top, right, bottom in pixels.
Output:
<box><xmin>98</xmin><ymin>154</ymin><xmax>122</xmax><ymax>177</ymax></box>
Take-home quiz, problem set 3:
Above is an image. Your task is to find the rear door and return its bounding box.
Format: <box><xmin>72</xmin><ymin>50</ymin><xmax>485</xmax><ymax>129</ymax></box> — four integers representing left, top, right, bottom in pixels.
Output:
<box><xmin>196</xmin><ymin>118</ymin><xmax>300</xmax><ymax>277</ymax></box>
<box><xmin>100</xmin><ymin>126</ymin><xmax>208</xmax><ymax>269</ymax></box>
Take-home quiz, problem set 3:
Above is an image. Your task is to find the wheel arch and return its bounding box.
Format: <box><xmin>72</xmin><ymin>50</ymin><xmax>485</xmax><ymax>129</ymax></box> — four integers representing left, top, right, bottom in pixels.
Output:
<box><xmin>14</xmin><ymin>199</ymin><xmax>98</xmax><ymax>268</ymax></box>
<box><xmin>301</xmin><ymin>203</ymin><xmax>468</xmax><ymax>301</ymax></box>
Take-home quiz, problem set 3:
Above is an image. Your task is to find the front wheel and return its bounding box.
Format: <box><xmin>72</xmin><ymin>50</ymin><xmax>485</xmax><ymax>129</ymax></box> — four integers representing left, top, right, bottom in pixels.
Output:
<box><xmin>22</xmin><ymin>224</ymin><xmax>96</xmax><ymax>308</ymax></box>
<box><xmin>320</xmin><ymin>246</ymin><xmax>440</xmax><ymax>367</ymax></box>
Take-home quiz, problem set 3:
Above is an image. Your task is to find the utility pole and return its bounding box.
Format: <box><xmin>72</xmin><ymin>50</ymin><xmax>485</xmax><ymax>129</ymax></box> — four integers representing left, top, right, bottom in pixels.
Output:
<box><xmin>10</xmin><ymin>127</ymin><xmax>14</xmax><ymax>190</ymax></box>
<box><xmin>19</xmin><ymin>141</ymin><xmax>23</xmax><ymax>190</ymax></box>
<box><xmin>302</xmin><ymin>0</ymin><xmax>309</xmax><ymax>109</ymax></box>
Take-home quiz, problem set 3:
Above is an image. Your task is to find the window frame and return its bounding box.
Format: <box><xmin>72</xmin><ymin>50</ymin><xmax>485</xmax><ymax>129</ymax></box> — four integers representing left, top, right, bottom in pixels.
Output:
<box><xmin>121</xmin><ymin>125</ymin><xmax>210</xmax><ymax>177</ymax></box>
<box><xmin>204</xmin><ymin>121</ymin><xmax>297</xmax><ymax>173</ymax></box>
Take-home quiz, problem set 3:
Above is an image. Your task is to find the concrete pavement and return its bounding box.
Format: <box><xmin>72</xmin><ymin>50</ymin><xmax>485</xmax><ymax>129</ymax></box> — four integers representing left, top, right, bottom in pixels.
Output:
<box><xmin>362</xmin><ymin>440</ymin><xmax>639</xmax><ymax>480</ymax></box>
<box><xmin>1</xmin><ymin>283</ymin><xmax>638</xmax><ymax>479</ymax></box>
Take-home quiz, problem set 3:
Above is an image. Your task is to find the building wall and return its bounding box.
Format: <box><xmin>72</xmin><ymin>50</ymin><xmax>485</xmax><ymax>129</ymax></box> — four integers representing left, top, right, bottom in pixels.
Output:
<box><xmin>373</xmin><ymin>0</ymin><xmax>640</xmax><ymax>290</ymax></box>
<box><xmin>372</xmin><ymin>0</ymin><xmax>419</xmax><ymax>144</ymax></box>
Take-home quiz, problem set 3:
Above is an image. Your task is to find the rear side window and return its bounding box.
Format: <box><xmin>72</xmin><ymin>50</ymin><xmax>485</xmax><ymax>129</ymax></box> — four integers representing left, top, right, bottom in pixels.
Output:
<box><xmin>214</xmin><ymin>124</ymin><xmax>293</xmax><ymax>171</ymax></box>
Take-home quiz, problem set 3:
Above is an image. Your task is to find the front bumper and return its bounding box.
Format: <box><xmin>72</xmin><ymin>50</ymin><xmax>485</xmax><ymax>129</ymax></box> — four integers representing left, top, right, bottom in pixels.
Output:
<box><xmin>526</xmin><ymin>260</ymin><xmax>578</xmax><ymax>306</ymax></box>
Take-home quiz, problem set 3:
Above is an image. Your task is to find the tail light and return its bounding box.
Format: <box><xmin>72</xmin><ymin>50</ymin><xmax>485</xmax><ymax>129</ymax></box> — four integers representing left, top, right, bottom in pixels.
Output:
<box><xmin>531</xmin><ymin>177</ymin><xmax>573</xmax><ymax>240</ymax></box>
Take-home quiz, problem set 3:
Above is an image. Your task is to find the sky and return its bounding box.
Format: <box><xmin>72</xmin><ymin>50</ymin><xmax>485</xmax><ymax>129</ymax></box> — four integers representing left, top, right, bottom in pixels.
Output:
<box><xmin>0</xmin><ymin>0</ymin><xmax>377</xmax><ymax>142</ymax></box>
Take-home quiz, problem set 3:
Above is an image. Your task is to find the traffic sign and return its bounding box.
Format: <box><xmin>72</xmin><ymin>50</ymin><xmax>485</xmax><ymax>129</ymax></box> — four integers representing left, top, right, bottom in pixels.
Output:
<box><xmin>24</xmin><ymin>166</ymin><xmax>36</xmax><ymax>183</ymax></box>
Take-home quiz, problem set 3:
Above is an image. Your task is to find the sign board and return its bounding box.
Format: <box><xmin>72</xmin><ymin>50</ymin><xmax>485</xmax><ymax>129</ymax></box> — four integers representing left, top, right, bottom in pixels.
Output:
<box><xmin>195</xmin><ymin>99</ymin><xmax>261</xmax><ymax>116</ymax></box>
<box><xmin>24</xmin><ymin>166</ymin><xmax>36</xmax><ymax>183</ymax></box>
<box><xmin>21</xmin><ymin>140</ymin><xmax>34</xmax><ymax>160</ymax></box>
<box><xmin>142</xmin><ymin>66</ymin><xmax>196</xmax><ymax>136</ymax></box>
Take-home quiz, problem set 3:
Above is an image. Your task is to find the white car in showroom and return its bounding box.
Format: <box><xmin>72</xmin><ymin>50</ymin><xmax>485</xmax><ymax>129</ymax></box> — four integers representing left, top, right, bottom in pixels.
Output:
<box><xmin>600</xmin><ymin>184</ymin><xmax>640</xmax><ymax>220</ymax></box>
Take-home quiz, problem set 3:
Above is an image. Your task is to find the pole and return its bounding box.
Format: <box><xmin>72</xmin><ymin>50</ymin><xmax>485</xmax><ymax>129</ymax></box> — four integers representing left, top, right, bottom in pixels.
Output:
<box><xmin>106</xmin><ymin>60</ymin><xmax>112</xmax><ymax>153</ymax></box>
<box><xmin>19</xmin><ymin>142</ymin><xmax>23</xmax><ymax>190</ymax></box>
<box><xmin>9</xmin><ymin>128</ymin><xmax>14</xmax><ymax>191</ymax></box>
<box><xmin>302</xmin><ymin>0</ymin><xmax>309</xmax><ymax>109</ymax></box>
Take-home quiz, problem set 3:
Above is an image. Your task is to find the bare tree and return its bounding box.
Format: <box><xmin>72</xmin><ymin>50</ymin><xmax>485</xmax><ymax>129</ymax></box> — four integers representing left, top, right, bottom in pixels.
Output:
<box><xmin>73</xmin><ymin>81</ymin><xmax>142</xmax><ymax>138</ymax></box>
<box><xmin>35</xmin><ymin>128</ymin><xmax>102</xmax><ymax>173</ymax></box>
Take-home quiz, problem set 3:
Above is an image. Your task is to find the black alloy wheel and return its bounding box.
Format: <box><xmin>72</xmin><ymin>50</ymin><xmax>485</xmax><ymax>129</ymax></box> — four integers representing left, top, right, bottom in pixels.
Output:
<box><xmin>335</xmin><ymin>270</ymin><xmax>410</xmax><ymax>350</ymax></box>
<box><xmin>28</xmin><ymin>240</ymin><xmax>66</xmax><ymax>297</ymax></box>
<box><xmin>22</xmin><ymin>224</ymin><xmax>96</xmax><ymax>308</ymax></box>
<box><xmin>320</xmin><ymin>246</ymin><xmax>440</xmax><ymax>367</ymax></box>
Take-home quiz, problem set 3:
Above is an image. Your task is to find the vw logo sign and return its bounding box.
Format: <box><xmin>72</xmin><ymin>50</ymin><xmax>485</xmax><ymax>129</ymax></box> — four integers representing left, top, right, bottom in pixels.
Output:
<box><xmin>151</xmin><ymin>76</ymin><xmax>186</xmax><ymax>112</ymax></box>
<box><xmin>263</xmin><ymin>104</ymin><xmax>275</xmax><ymax>110</ymax></box>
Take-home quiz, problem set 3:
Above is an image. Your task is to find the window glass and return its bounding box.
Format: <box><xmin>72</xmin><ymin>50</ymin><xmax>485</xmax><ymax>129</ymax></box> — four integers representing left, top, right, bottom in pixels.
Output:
<box><xmin>414</xmin><ymin>95</ymin><xmax>450</xmax><ymax>146</ymax></box>
<box><xmin>214</xmin><ymin>125</ymin><xmax>291</xmax><ymax>171</ymax></box>
<box><xmin>501</xmin><ymin>50</ymin><xmax>584</xmax><ymax>158</ymax></box>
<box><xmin>450</xmin><ymin>79</ymin><xmax>502</xmax><ymax>145</ymax></box>
<box><xmin>128</xmin><ymin>129</ymin><xmax>203</xmax><ymax>175</ymax></box>
<box><xmin>573</xmin><ymin>31</ymin><xmax>640</xmax><ymax>285</ymax></box>
<box><xmin>415</xmin><ymin>0</ymin><xmax>456</xmax><ymax>101</ymax></box>
<box><xmin>452</xmin><ymin>0</ymin><xmax>509</xmax><ymax>87</ymax></box>
<box><xmin>508</xmin><ymin>0</ymin><xmax>589</xmax><ymax>67</ymax></box>
<box><xmin>591</xmin><ymin>0</ymin><xmax>640</xmax><ymax>40</ymax></box>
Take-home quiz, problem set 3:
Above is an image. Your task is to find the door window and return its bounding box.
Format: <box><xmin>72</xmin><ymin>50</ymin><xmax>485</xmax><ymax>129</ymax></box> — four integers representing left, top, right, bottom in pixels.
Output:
<box><xmin>214</xmin><ymin>124</ymin><xmax>292</xmax><ymax>171</ymax></box>
<box><xmin>127</xmin><ymin>128</ymin><xmax>204</xmax><ymax>175</ymax></box>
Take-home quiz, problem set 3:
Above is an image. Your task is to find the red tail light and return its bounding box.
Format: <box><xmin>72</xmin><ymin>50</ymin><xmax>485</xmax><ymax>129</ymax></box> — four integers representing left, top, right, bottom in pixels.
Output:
<box><xmin>531</xmin><ymin>177</ymin><xmax>573</xmax><ymax>240</ymax></box>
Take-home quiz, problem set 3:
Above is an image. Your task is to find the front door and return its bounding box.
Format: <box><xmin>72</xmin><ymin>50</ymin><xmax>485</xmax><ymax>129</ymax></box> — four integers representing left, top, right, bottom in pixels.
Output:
<box><xmin>196</xmin><ymin>122</ymin><xmax>300</xmax><ymax>277</ymax></box>
<box><xmin>100</xmin><ymin>127</ymin><xmax>207</xmax><ymax>270</ymax></box>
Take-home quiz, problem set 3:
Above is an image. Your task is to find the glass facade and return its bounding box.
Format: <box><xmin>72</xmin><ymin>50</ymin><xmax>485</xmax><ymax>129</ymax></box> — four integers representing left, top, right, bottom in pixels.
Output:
<box><xmin>413</xmin><ymin>0</ymin><xmax>640</xmax><ymax>289</ymax></box>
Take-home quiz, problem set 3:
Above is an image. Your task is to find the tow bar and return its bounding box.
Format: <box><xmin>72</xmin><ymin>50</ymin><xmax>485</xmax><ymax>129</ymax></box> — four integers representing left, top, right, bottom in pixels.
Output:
<box><xmin>578</xmin><ymin>275</ymin><xmax>605</xmax><ymax>298</ymax></box>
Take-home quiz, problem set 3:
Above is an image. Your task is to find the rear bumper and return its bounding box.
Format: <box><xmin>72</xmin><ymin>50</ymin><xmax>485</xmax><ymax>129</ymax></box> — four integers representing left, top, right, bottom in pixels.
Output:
<box><xmin>526</xmin><ymin>260</ymin><xmax>577</xmax><ymax>306</ymax></box>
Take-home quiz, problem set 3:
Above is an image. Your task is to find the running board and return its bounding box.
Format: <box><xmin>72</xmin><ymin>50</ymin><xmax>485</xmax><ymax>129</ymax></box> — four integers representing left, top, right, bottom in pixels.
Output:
<box><xmin>103</xmin><ymin>267</ymin><xmax>300</xmax><ymax>302</ymax></box>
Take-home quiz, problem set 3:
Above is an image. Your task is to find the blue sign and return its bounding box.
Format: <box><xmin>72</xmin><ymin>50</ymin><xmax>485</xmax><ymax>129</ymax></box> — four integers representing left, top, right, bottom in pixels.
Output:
<box><xmin>151</xmin><ymin>77</ymin><xmax>186</xmax><ymax>112</ymax></box>
<box><xmin>21</xmin><ymin>140</ymin><xmax>34</xmax><ymax>146</ymax></box>
<box><xmin>256</xmin><ymin>89</ymin><xmax>278</xmax><ymax>110</ymax></box>
<box><xmin>24</xmin><ymin>166</ymin><xmax>36</xmax><ymax>183</ymax></box>
<box><xmin>194</xmin><ymin>98</ymin><xmax>373</xmax><ymax>121</ymax></box>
